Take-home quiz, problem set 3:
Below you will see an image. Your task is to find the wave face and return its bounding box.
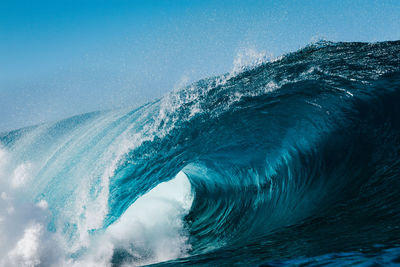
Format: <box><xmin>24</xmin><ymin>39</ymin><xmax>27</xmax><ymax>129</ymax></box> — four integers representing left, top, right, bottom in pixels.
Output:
<box><xmin>1</xmin><ymin>41</ymin><xmax>400</xmax><ymax>266</ymax></box>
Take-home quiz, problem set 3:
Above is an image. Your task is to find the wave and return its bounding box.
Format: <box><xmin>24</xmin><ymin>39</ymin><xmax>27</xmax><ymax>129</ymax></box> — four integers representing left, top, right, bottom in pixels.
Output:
<box><xmin>0</xmin><ymin>40</ymin><xmax>400</xmax><ymax>266</ymax></box>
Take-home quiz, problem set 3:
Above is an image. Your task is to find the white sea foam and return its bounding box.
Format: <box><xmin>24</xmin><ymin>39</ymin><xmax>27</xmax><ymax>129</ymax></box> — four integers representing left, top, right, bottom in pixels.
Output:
<box><xmin>69</xmin><ymin>171</ymin><xmax>194</xmax><ymax>266</ymax></box>
<box><xmin>0</xmin><ymin>146</ymin><xmax>63</xmax><ymax>267</ymax></box>
<box><xmin>1</xmin><ymin>135</ymin><xmax>194</xmax><ymax>267</ymax></box>
<box><xmin>109</xmin><ymin>171</ymin><xmax>193</xmax><ymax>265</ymax></box>
<box><xmin>11</xmin><ymin>162</ymin><xmax>33</xmax><ymax>188</ymax></box>
<box><xmin>231</xmin><ymin>47</ymin><xmax>270</xmax><ymax>75</ymax></box>
<box><xmin>7</xmin><ymin>223</ymin><xmax>43</xmax><ymax>267</ymax></box>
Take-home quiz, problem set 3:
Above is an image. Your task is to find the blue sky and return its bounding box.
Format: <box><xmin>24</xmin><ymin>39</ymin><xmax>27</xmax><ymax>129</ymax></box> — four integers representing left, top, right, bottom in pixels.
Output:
<box><xmin>1</xmin><ymin>0</ymin><xmax>399</xmax><ymax>131</ymax></box>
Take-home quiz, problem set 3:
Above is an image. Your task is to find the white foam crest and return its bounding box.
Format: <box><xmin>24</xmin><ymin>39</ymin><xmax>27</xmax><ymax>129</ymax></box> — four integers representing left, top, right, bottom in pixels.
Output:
<box><xmin>231</xmin><ymin>47</ymin><xmax>270</xmax><ymax>75</ymax></box>
<box><xmin>149</xmin><ymin>48</ymin><xmax>282</xmax><ymax>128</ymax></box>
<box><xmin>140</xmin><ymin>86</ymin><xmax>202</xmax><ymax>144</ymax></box>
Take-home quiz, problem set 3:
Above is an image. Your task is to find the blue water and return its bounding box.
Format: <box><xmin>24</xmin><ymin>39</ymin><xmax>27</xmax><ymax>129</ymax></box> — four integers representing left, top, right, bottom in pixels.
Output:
<box><xmin>0</xmin><ymin>41</ymin><xmax>400</xmax><ymax>266</ymax></box>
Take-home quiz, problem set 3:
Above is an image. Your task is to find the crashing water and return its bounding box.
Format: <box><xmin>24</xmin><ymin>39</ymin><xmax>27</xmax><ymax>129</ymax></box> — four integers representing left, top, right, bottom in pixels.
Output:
<box><xmin>1</xmin><ymin>41</ymin><xmax>400</xmax><ymax>266</ymax></box>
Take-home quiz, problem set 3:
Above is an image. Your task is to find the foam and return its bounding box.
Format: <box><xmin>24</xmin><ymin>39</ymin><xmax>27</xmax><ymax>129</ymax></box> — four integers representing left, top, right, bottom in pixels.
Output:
<box><xmin>231</xmin><ymin>47</ymin><xmax>270</xmax><ymax>75</ymax></box>
<box><xmin>11</xmin><ymin>162</ymin><xmax>33</xmax><ymax>188</ymax></box>
<box><xmin>7</xmin><ymin>223</ymin><xmax>43</xmax><ymax>267</ymax></box>
<box><xmin>0</xmin><ymin>109</ymin><xmax>196</xmax><ymax>267</ymax></box>
<box><xmin>103</xmin><ymin>171</ymin><xmax>193</xmax><ymax>265</ymax></box>
<box><xmin>0</xmin><ymin>147</ymin><xmax>62</xmax><ymax>267</ymax></box>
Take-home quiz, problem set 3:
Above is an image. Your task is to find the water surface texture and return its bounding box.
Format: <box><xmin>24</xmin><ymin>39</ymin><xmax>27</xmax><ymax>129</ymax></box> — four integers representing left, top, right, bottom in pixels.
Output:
<box><xmin>1</xmin><ymin>41</ymin><xmax>400</xmax><ymax>266</ymax></box>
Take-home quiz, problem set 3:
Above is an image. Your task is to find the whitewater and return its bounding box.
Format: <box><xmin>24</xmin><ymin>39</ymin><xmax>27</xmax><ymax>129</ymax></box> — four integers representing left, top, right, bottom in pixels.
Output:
<box><xmin>1</xmin><ymin>41</ymin><xmax>400</xmax><ymax>266</ymax></box>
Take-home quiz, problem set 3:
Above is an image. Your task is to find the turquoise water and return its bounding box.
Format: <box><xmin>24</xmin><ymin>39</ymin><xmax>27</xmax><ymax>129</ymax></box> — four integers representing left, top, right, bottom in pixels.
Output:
<box><xmin>1</xmin><ymin>41</ymin><xmax>400</xmax><ymax>266</ymax></box>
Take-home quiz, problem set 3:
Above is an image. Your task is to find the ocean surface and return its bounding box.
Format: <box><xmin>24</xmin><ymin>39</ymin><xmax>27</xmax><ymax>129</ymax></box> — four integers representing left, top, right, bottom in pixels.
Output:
<box><xmin>1</xmin><ymin>41</ymin><xmax>400</xmax><ymax>266</ymax></box>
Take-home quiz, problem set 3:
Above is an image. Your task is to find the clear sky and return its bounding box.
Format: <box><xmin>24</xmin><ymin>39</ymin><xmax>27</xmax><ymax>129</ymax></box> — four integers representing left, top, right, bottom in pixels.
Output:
<box><xmin>1</xmin><ymin>0</ymin><xmax>399</xmax><ymax>132</ymax></box>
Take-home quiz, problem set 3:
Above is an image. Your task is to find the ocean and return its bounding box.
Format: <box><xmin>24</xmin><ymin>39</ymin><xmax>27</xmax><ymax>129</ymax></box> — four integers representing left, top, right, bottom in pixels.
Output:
<box><xmin>1</xmin><ymin>41</ymin><xmax>400</xmax><ymax>266</ymax></box>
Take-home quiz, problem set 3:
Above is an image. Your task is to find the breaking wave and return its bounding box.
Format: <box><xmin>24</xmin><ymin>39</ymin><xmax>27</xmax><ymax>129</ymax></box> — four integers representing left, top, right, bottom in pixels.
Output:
<box><xmin>1</xmin><ymin>40</ymin><xmax>400</xmax><ymax>266</ymax></box>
